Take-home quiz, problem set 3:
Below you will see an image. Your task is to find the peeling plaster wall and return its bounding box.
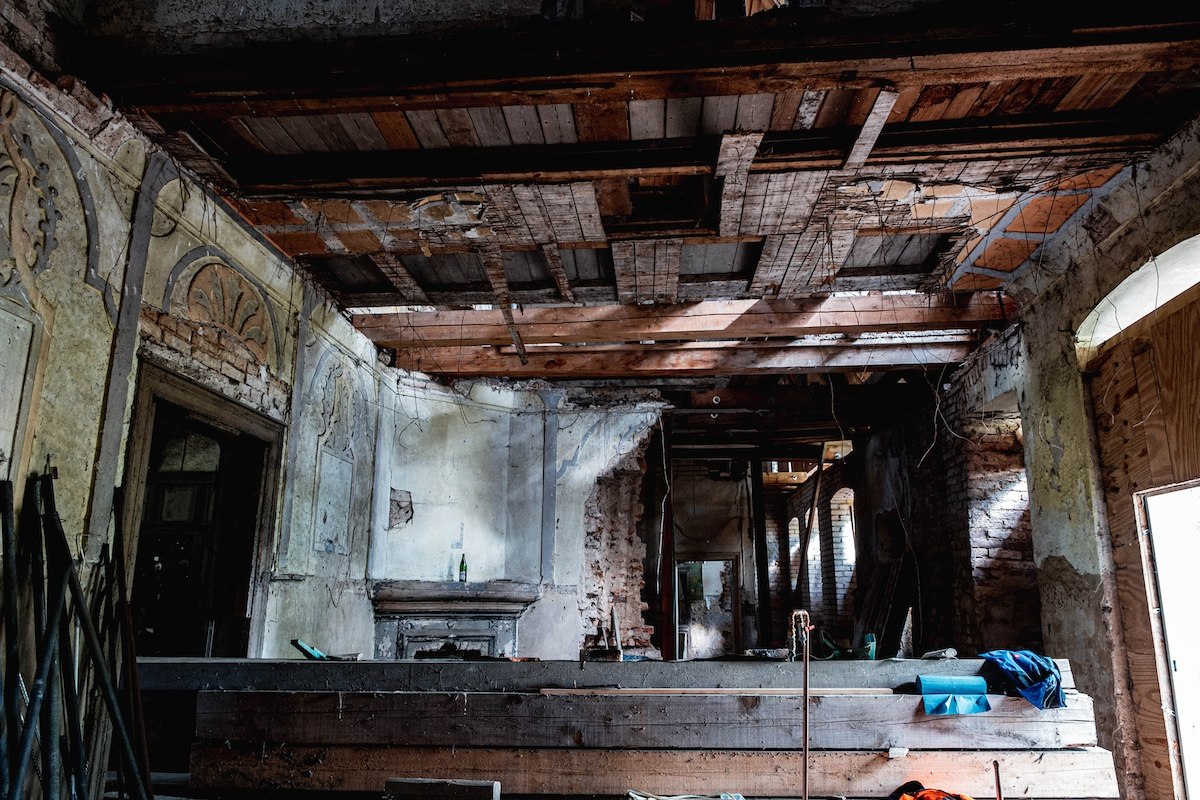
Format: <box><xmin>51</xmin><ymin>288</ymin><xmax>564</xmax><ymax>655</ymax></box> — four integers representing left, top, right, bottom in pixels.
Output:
<box><xmin>1007</xmin><ymin>115</ymin><xmax>1200</xmax><ymax>800</ymax></box>
<box><xmin>0</xmin><ymin>54</ymin><xmax>382</xmax><ymax>661</ymax></box>
<box><xmin>371</xmin><ymin>377</ymin><xmax>662</xmax><ymax>659</ymax></box>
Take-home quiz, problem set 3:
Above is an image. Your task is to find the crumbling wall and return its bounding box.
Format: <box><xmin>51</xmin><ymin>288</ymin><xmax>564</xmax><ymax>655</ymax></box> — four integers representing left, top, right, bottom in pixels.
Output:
<box><xmin>0</xmin><ymin>55</ymin><xmax>382</xmax><ymax>661</ymax></box>
<box><xmin>1005</xmin><ymin>113</ymin><xmax>1200</xmax><ymax>800</ymax></box>
<box><xmin>580</xmin><ymin>438</ymin><xmax>655</xmax><ymax>655</ymax></box>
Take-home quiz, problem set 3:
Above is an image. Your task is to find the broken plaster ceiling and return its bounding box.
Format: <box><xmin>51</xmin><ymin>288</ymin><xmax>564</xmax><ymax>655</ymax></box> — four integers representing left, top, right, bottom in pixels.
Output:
<box><xmin>77</xmin><ymin>5</ymin><xmax>1200</xmax><ymax>395</ymax></box>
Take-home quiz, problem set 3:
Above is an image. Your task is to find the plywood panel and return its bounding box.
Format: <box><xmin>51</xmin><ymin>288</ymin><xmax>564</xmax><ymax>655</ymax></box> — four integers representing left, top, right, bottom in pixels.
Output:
<box><xmin>574</xmin><ymin>101</ymin><xmax>630</xmax><ymax>142</ymax></box>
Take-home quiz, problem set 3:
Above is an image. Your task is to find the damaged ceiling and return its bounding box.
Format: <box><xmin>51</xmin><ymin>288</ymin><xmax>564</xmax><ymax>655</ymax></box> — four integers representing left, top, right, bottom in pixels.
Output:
<box><xmin>75</xmin><ymin>3</ymin><xmax>1200</xmax><ymax>449</ymax></box>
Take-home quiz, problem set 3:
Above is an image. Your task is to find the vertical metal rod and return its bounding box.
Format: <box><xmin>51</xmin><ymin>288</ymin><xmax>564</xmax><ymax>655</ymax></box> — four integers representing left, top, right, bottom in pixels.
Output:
<box><xmin>801</xmin><ymin>609</ymin><xmax>811</xmax><ymax>800</ymax></box>
<box><xmin>9</xmin><ymin>570</ymin><xmax>68</xmax><ymax>800</ymax></box>
<box><xmin>2</xmin><ymin>480</ymin><xmax>20</xmax><ymax>786</ymax></box>
<box><xmin>111</xmin><ymin>488</ymin><xmax>153</xmax><ymax>800</ymax></box>
<box><xmin>58</xmin><ymin>599</ymin><xmax>89</xmax><ymax>798</ymax></box>
<box><xmin>40</xmin><ymin>477</ymin><xmax>150</xmax><ymax>800</ymax></box>
<box><xmin>993</xmin><ymin>759</ymin><xmax>1003</xmax><ymax>800</ymax></box>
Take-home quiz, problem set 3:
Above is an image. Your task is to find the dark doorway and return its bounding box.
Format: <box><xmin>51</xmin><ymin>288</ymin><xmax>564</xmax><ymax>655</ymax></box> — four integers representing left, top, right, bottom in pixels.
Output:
<box><xmin>131</xmin><ymin>399</ymin><xmax>266</xmax><ymax>658</ymax></box>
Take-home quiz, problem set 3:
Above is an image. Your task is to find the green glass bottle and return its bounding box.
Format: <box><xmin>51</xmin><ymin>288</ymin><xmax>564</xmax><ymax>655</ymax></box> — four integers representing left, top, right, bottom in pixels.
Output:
<box><xmin>459</xmin><ymin>553</ymin><xmax>467</xmax><ymax>582</ymax></box>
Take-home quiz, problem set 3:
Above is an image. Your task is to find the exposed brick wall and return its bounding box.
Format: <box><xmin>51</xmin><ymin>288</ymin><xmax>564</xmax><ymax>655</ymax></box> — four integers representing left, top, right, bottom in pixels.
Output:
<box><xmin>961</xmin><ymin>417</ymin><xmax>1039</xmax><ymax>651</ymax></box>
<box><xmin>580</xmin><ymin>438</ymin><xmax>656</xmax><ymax>656</ymax></box>
<box><xmin>764</xmin><ymin>488</ymin><xmax>793</xmax><ymax>647</ymax></box>
<box><xmin>786</xmin><ymin>458</ymin><xmax>856</xmax><ymax>639</ymax></box>
<box><xmin>139</xmin><ymin>306</ymin><xmax>291</xmax><ymax>421</ymax></box>
<box><xmin>0</xmin><ymin>0</ymin><xmax>83</xmax><ymax>75</ymax></box>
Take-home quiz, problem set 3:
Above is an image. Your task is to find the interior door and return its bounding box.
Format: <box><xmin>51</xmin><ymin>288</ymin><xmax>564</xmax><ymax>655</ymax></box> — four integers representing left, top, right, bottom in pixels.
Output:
<box><xmin>1143</xmin><ymin>483</ymin><xmax>1200</xmax><ymax>799</ymax></box>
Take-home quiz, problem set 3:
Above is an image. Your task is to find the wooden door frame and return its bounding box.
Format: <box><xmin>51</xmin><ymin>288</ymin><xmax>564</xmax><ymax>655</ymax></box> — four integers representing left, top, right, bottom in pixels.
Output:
<box><xmin>121</xmin><ymin>362</ymin><xmax>284</xmax><ymax>658</ymax></box>
<box><xmin>1134</xmin><ymin>478</ymin><xmax>1200</xmax><ymax>800</ymax></box>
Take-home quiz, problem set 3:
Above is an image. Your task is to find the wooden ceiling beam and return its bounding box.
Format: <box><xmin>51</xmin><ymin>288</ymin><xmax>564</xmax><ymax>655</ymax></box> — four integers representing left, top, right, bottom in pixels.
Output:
<box><xmin>388</xmin><ymin>339</ymin><xmax>974</xmax><ymax>378</ymax></box>
<box><xmin>96</xmin><ymin>21</ymin><xmax>1200</xmax><ymax>116</ymax></box>
<box><xmin>355</xmin><ymin>294</ymin><xmax>1013</xmax><ymax>348</ymax></box>
<box><xmin>228</xmin><ymin>114</ymin><xmax>1164</xmax><ymax>197</ymax></box>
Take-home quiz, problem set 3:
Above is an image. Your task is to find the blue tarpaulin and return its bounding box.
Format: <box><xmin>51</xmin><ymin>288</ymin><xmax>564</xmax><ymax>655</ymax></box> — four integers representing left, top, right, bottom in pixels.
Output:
<box><xmin>978</xmin><ymin>649</ymin><xmax>1066</xmax><ymax>709</ymax></box>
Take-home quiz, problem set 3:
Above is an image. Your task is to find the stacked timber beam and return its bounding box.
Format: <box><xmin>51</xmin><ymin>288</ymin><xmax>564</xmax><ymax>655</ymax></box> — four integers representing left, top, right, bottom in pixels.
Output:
<box><xmin>166</xmin><ymin>658</ymin><xmax>1119</xmax><ymax>798</ymax></box>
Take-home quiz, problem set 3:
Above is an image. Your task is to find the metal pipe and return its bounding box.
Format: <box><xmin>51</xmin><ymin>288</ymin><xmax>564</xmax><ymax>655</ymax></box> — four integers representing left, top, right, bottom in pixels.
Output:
<box><xmin>9</xmin><ymin>570</ymin><xmax>68</xmax><ymax>800</ymax></box>
<box><xmin>2</xmin><ymin>480</ymin><xmax>20</xmax><ymax>786</ymax></box>
<box><xmin>800</xmin><ymin>609</ymin><xmax>810</xmax><ymax>800</ymax></box>
<box><xmin>40</xmin><ymin>477</ymin><xmax>150</xmax><ymax>800</ymax></box>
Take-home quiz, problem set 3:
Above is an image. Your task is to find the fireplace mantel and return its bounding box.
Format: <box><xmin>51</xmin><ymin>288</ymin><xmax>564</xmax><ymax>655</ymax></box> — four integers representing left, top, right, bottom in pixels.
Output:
<box><xmin>370</xmin><ymin>580</ymin><xmax>541</xmax><ymax>659</ymax></box>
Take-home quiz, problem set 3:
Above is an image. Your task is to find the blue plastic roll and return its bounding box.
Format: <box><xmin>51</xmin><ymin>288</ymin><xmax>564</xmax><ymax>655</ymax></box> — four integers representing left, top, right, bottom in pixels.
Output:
<box><xmin>916</xmin><ymin>674</ymin><xmax>991</xmax><ymax>716</ymax></box>
<box><xmin>915</xmin><ymin>674</ymin><xmax>987</xmax><ymax>695</ymax></box>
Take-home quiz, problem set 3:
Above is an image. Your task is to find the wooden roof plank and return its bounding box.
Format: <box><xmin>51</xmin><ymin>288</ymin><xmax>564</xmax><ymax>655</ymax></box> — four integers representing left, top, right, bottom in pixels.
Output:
<box><xmin>573</xmin><ymin>100</ymin><xmax>630</xmax><ymax>142</ymax></box>
<box><xmin>370</xmin><ymin>111</ymin><xmax>421</xmax><ymax>149</ymax></box>
<box><xmin>468</xmin><ymin>106</ymin><xmax>514</xmax><ymax>147</ymax></box>
<box><xmin>538</xmin><ymin>103</ymin><xmax>578</xmax><ymax>145</ymax></box>
<box><xmin>502</xmin><ymin>105</ymin><xmax>545</xmax><ymax>145</ymax></box>
<box><xmin>541</xmin><ymin>243</ymin><xmax>576</xmax><ymax>303</ymax></box>
<box><xmin>630</xmin><ymin>98</ymin><xmax>667</xmax><ymax>140</ymax></box>
<box><xmin>404</xmin><ymin>109</ymin><xmax>450</xmax><ymax>148</ymax></box>
<box><xmin>665</xmin><ymin>96</ymin><xmax>703</xmax><ymax>138</ymax></box>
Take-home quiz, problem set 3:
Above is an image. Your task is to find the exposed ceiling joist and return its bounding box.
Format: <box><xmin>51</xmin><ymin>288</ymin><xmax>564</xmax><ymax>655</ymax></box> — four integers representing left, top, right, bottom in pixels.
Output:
<box><xmin>391</xmin><ymin>338</ymin><xmax>975</xmax><ymax>378</ymax></box>
<box><xmin>354</xmin><ymin>293</ymin><xmax>1013</xmax><ymax>349</ymax></box>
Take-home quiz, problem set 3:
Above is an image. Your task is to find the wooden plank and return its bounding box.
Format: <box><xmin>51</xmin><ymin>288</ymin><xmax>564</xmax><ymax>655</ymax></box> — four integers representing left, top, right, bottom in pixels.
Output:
<box><xmin>468</xmin><ymin>106</ymin><xmax>513</xmax><ymax>146</ymax></box>
<box><xmin>239</xmin><ymin>116</ymin><xmax>301</xmax><ymax>155</ymax></box>
<box><xmin>700</xmin><ymin>95</ymin><xmax>739</xmax><ymax>135</ymax></box>
<box><xmin>140</xmin><ymin>657</ymin><xmax>1076</xmax><ymax>693</ymax></box>
<box><xmin>191</xmin><ymin>744</ymin><xmax>1121</xmax><ymax>798</ymax></box>
<box><xmin>388</xmin><ymin>339</ymin><xmax>974</xmax><ymax>377</ymax></box>
<box><xmin>370</xmin><ymin>111</ymin><xmax>421</xmax><ymax>149</ymax></box>
<box><xmin>512</xmin><ymin>184</ymin><xmax>555</xmax><ymax>243</ymax></box>
<box><xmin>369</xmin><ymin>253</ymin><xmax>430</xmax><ymax>303</ymax></box>
<box><xmin>404</xmin><ymin>109</ymin><xmax>450</xmax><ymax>148</ymax></box>
<box><xmin>539</xmin><ymin>184</ymin><xmax>585</xmax><ymax>241</ymax></box>
<box><xmin>336</xmin><ymin>112</ymin><xmax>390</xmax><ymax>151</ymax></box>
<box><xmin>715</xmin><ymin>132</ymin><xmax>764</xmax><ymax>236</ymax></box>
<box><xmin>735</xmin><ymin>93</ymin><xmax>774</xmax><ymax>130</ymax></box>
<box><xmin>503</xmin><ymin>105</ymin><xmax>545</xmax><ymax>145</ymax></box>
<box><xmin>770</xmin><ymin>90</ymin><xmax>804</xmax><ymax>130</ymax></box>
<box><xmin>273</xmin><ymin>116</ymin><xmax>328</xmax><ymax>151</ymax></box>
<box><xmin>196</xmin><ymin>691</ymin><xmax>1097</xmax><ymax>751</ymax></box>
<box><xmin>385</xmin><ymin>779</ymin><xmax>499</xmax><ymax>800</ymax></box>
<box><xmin>539</xmin><ymin>686</ymin><xmax>891</xmax><ymax>695</ymax></box>
<box><xmin>653</xmin><ymin>238</ymin><xmax>682</xmax><ymax>302</ymax></box>
<box><xmin>793</xmin><ymin>89</ymin><xmax>826</xmax><ymax>129</ymax></box>
<box><xmin>538</xmin><ymin>103</ymin><xmax>578</xmax><ymax>145</ymax></box>
<box><xmin>570</xmin><ymin>182</ymin><xmax>606</xmax><ymax>241</ymax></box>
<box><xmin>629</xmin><ymin>98</ymin><xmax>666</xmax><ymax>140</ymax></box>
<box><xmin>845</xmin><ymin>89</ymin><xmax>899</xmax><ymax>167</ymax></box>
<box><xmin>665</xmin><ymin>97</ymin><xmax>702</xmax><ymax>138</ymax></box>
<box><xmin>435</xmin><ymin>108</ymin><xmax>482</xmax><ymax>147</ymax></box>
<box><xmin>573</xmin><ymin>101</ymin><xmax>630</xmax><ymax>142</ymax></box>
<box><xmin>611</xmin><ymin>241</ymin><xmax>638</xmax><ymax>303</ymax></box>
<box><xmin>1149</xmin><ymin>299</ymin><xmax>1200</xmax><ymax>478</ymax></box>
<box><xmin>1130</xmin><ymin>347</ymin><xmax>1175</xmax><ymax>488</ymax></box>
<box><xmin>541</xmin><ymin>243</ymin><xmax>576</xmax><ymax>302</ymax></box>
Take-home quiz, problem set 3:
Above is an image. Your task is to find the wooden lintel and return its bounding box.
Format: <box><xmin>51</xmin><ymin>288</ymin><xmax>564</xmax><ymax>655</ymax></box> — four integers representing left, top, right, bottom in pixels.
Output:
<box><xmin>354</xmin><ymin>294</ymin><xmax>1014</xmax><ymax>349</ymax></box>
<box><xmin>390</xmin><ymin>340</ymin><xmax>973</xmax><ymax>378</ymax></box>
